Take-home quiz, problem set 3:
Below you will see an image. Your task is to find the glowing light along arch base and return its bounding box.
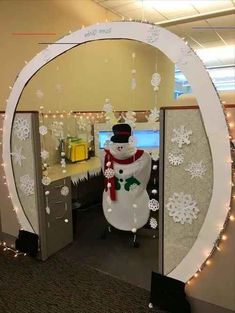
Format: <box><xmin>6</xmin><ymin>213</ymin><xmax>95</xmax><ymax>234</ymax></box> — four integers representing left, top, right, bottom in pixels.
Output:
<box><xmin>2</xmin><ymin>22</ymin><xmax>231</xmax><ymax>282</ymax></box>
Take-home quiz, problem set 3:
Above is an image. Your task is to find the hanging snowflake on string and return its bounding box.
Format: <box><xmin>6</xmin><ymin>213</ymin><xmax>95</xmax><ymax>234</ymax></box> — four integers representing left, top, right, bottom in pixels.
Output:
<box><xmin>148</xmin><ymin>199</ymin><xmax>159</xmax><ymax>212</ymax></box>
<box><xmin>146</xmin><ymin>25</ymin><xmax>160</xmax><ymax>44</ymax></box>
<box><xmin>42</xmin><ymin>176</ymin><xmax>51</xmax><ymax>186</ymax></box>
<box><xmin>36</xmin><ymin>89</ymin><xmax>44</xmax><ymax>99</ymax></box>
<box><xmin>40</xmin><ymin>150</ymin><xmax>49</xmax><ymax>160</ymax></box>
<box><xmin>104</xmin><ymin>168</ymin><xmax>115</xmax><ymax>179</ymax></box>
<box><xmin>185</xmin><ymin>160</ymin><xmax>206</xmax><ymax>179</ymax></box>
<box><xmin>151</xmin><ymin>151</ymin><xmax>159</xmax><ymax>161</ymax></box>
<box><xmin>150</xmin><ymin>217</ymin><xmax>158</xmax><ymax>229</ymax></box>
<box><xmin>10</xmin><ymin>146</ymin><xmax>26</xmax><ymax>166</ymax></box>
<box><xmin>166</xmin><ymin>192</ymin><xmax>199</xmax><ymax>225</ymax></box>
<box><xmin>151</xmin><ymin>73</ymin><xmax>161</xmax><ymax>92</ymax></box>
<box><xmin>13</xmin><ymin>117</ymin><xmax>30</xmax><ymax>141</ymax></box>
<box><xmin>19</xmin><ymin>174</ymin><xmax>34</xmax><ymax>196</ymax></box>
<box><xmin>60</xmin><ymin>158</ymin><xmax>66</xmax><ymax>168</ymax></box>
<box><xmin>39</xmin><ymin>125</ymin><xmax>48</xmax><ymax>136</ymax></box>
<box><xmin>103</xmin><ymin>99</ymin><xmax>121</xmax><ymax>125</ymax></box>
<box><xmin>171</xmin><ymin>125</ymin><xmax>192</xmax><ymax>148</ymax></box>
<box><xmin>146</xmin><ymin>107</ymin><xmax>160</xmax><ymax>122</ymax></box>
<box><xmin>122</xmin><ymin>111</ymin><xmax>136</xmax><ymax>128</ymax></box>
<box><xmin>61</xmin><ymin>186</ymin><xmax>69</xmax><ymax>196</ymax></box>
<box><xmin>168</xmin><ymin>149</ymin><xmax>184</xmax><ymax>166</ymax></box>
<box><xmin>103</xmin><ymin>98</ymin><xmax>113</xmax><ymax>113</ymax></box>
<box><xmin>131</xmin><ymin>69</ymin><xmax>136</xmax><ymax>90</ymax></box>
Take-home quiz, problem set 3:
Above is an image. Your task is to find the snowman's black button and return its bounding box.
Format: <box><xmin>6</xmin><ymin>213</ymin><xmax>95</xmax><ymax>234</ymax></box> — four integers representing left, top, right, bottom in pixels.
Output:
<box><xmin>119</xmin><ymin>178</ymin><xmax>123</xmax><ymax>182</ymax></box>
<box><xmin>119</xmin><ymin>169</ymin><xmax>123</xmax><ymax>174</ymax></box>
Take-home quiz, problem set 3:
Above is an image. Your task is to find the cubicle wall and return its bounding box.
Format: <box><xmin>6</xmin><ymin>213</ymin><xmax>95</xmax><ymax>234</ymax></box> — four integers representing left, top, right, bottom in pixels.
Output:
<box><xmin>159</xmin><ymin>106</ymin><xmax>213</xmax><ymax>275</ymax></box>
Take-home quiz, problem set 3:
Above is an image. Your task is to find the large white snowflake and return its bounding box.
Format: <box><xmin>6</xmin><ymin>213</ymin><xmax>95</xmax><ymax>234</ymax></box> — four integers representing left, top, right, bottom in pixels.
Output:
<box><xmin>168</xmin><ymin>150</ymin><xmax>184</xmax><ymax>166</ymax></box>
<box><xmin>146</xmin><ymin>25</ymin><xmax>160</xmax><ymax>44</ymax></box>
<box><xmin>166</xmin><ymin>192</ymin><xmax>199</xmax><ymax>225</ymax></box>
<box><xmin>19</xmin><ymin>174</ymin><xmax>34</xmax><ymax>196</ymax></box>
<box><xmin>40</xmin><ymin>150</ymin><xmax>49</xmax><ymax>160</ymax></box>
<box><xmin>185</xmin><ymin>161</ymin><xmax>206</xmax><ymax>179</ymax></box>
<box><xmin>10</xmin><ymin>146</ymin><xmax>26</xmax><ymax>166</ymax></box>
<box><xmin>171</xmin><ymin>125</ymin><xmax>192</xmax><ymax>148</ymax></box>
<box><xmin>13</xmin><ymin>117</ymin><xmax>30</xmax><ymax>141</ymax></box>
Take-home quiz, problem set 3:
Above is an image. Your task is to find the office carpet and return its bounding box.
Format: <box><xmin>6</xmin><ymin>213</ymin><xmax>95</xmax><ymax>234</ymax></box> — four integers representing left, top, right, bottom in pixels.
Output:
<box><xmin>0</xmin><ymin>248</ymin><xmax>165</xmax><ymax>313</ymax></box>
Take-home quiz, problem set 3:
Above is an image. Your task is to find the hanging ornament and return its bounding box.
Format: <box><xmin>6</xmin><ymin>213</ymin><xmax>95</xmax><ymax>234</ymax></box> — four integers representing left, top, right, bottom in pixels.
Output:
<box><xmin>166</xmin><ymin>192</ymin><xmax>199</xmax><ymax>225</ymax></box>
<box><xmin>51</xmin><ymin>121</ymin><xmax>64</xmax><ymax>139</ymax></box>
<box><xmin>45</xmin><ymin>206</ymin><xmax>50</xmax><ymax>214</ymax></box>
<box><xmin>122</xmin><ymin>111</ymin><xmax>136</xmax><ymax>128</ymax></box>
<box><xmin>60</xmin><ymin>158</ymin><xmax>66</xmax><ymax>168</ymax></box>
<box><xmin>171</xmin><ymin>125</ymin><xmax>192</xmax><ymax>148</ymax></box>
<box><xmin>39</xmin><ymin>125</ymin><xmax>48</xmax><ymax>136</ymax></box>
<box><xmin>10</xmin><ymin>146</ymin><xmax>26</xmax><ymax>166</ymax></box>
<box><xmin>150</xmin><ymin>217</ymin><xmax>158</xmax><ymax>229</ymax></box>
<box><xmin>185</xmin><ymin>160</ymin><xmax>206</xmax><ymax>179</ymax></box>
<box><xmin>104</xmin><ymin>168</ymin><xmax>115</xmax><ymax>179</ymax></box>
<box><xmin>61</xmin><ymin>186</ymin><xmax>69</xmax><ymax>196</ymax></box>
<box><xmin>152</xmin><ymin>164</ymin><xmax>158</xmax><ymax>170</ymax></box>
<box><xmin>146</xmin><ymin>107</ymin><xmax>160</xmax><ymax>122</ymax></box>
<box><xmin>148</xmin><ymin>199</ymin><xmax>159</xmax><ymax>212</ymax></box>
<box><xmin>151</xmin><ymin>151</ymin><xmax>159</xmax><ymax>161</ymax></box>
<box><xmin>131</xmin><ymin>69</ymin><xmax>137</xmax><ymax>90</ymax></box>
<box><xmin>13</xmin><ymin>117</ymin><xmax>30</xmax><ymax>141</ymax></box>
<box><xmin>41</xmin><ymin>176</ymin><xmax>51</xmax><ymax>186</ymax></box>
<box><xmin>103</xmin><ymin>98</ymin><xmax>113</xmax><ymax>113</ymax></box>
<box><xmin>103</xmin><ymin>99</ymin><xmax>120</xmax><ymax>125</ymax></box>
<box><xmin>168</xmin><ymin>149</ymin><xmax>184</xmax><ymax>166</ymax></box>
<box><xmin>19</xmin><ymin>174</ymin><xmax>34</xmax><ymax>196</ymax></box>
<box><xmin>151</xmin><ymin>73</ymin><xmax>161</xmax><ymax>92</ymax></box>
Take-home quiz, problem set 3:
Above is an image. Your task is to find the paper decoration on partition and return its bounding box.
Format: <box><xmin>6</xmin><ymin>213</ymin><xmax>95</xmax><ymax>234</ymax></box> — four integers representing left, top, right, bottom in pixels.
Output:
<box><xmin>146</xmin><ymin>25</ymin><xmax>160</xmax><ymax>44</ymax></box>
<box><xmin>168</xmin><ymin>149</ymin><xmax>184</xmax><ymax>166</ymax></box>
<box><xmin>51</xmin><ymin>121</ymin><xmax>64</xmax><ymax>139</ymax></box>
<box><xmin>13</xmin><ymin>117</ymin><xmax>30</xmax><ymax>141</ymax></box>
<box><xmin>61</xmin><ymin>186</ymin><xmax>69</xmax><ymax>196</ymax></box>
<box><xmin>148</xmin><ymin>199</ymin><xmax>159</xmax><ymax>212</ymax></box>
<box><xmin>39</xmin><ymin>125</ymin><xmax>48</xmax><ymax>136</ymax></box>
<box><xmin>171</xmin><ymin>125</ymin><xmax>192</xmax><ymax>148</ymax></box>
<box><xmin>71</xmin><ymin>172</ymin><xmax>88</xmax><ymax>185</ymax></box>
<box><xmin>41</xmin><ymin>176</ymin><xmax>51</xmax><ymax>186</ymax></box>
<box><xmin>151</xmin><ymin>73</ymin><xmax>161</xmax><ymax>92</ymax></box>
<box><xmin>103</xmin><ymin>99</ymin><xmax>121</xmax><ymax>125</ymax></box>
<box><xmin>88</xmin><ymin>167</ymin><xmax>102</xmax><ymax>178</ymax></box>
<box><xmin>166</xmin><ymin>192</ymin><xmax>199</xmax><ymax>225</ymax></box>
<box><xmin>36</xmin><ymin>89</ymin><xmax>44</xmax><ymax>99</ymax></box>
<box><xmin>19</xmin><ymin>174</ymin><xmax>34</xmax><ymax>196</ymax></box>
<box><xmin>122</xmin><ymin>111</ymin><xmax>136</xmax><ymax>128</ymax></box>
<box><xmin>146</xmin><ymin>107</ymin><xmax>160</xmax><ymax>122</ymax></box>
<box><xmin>77</xmin><ymin>116</ymin><xmax>90</xmax><ymax>131</ymax></box>
<box><xmin>185</xmin><ymin>160</ymin><xmax>206</xmax><ymax>179</ymax></box>
<box><xmin>151</xmin><ymin>151</ymin><xmax>159</xmax><ymax>161</ymax></box>
<box><xmin>150</xmin><ymin>217</ymin><xmax>158</xmax><ymax>229</ymax></box>
<box><xmin>40</xmin><ymin>150</ymin><xmax>49</xmax><ymax>160</ymax></box>
<box><xmin>10</xmin><ymin>146</ymin><xmax>26</xmax><ymax>166</ymax></box>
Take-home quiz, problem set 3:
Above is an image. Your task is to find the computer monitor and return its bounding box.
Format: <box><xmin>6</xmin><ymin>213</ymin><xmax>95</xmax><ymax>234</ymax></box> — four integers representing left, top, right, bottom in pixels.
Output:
<box><xmin>94</xmin><ymin>122</ymin><xmax>160</xmax><ymax>156</ymax></box>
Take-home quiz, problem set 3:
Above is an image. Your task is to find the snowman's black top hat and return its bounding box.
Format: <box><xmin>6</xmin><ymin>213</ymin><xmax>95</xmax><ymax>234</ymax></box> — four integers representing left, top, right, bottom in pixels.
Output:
<box><xmin>111</xmin><ymin>123</ymin><xmax>132</xmax><ymax>143</ymax></box>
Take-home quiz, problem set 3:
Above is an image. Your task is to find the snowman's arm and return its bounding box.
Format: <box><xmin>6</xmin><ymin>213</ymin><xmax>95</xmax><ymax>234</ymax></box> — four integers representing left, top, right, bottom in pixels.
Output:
<box><xmin>134</xmin><ymin>152</ymin><xmax>152</xmax><ymax>186</ymax></box>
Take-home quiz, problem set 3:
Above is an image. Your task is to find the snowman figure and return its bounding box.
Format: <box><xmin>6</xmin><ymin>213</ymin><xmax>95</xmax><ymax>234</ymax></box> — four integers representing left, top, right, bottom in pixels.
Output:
<box><xmin>102</xmin><ymin>123</ymin><xmax>151</xmax><ymax>246</ymax></box>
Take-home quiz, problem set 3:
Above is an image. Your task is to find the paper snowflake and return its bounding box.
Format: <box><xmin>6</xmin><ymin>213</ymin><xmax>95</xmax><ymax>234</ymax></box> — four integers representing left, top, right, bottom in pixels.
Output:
<box><xmin>61</xmin><ymin>186</ymin><xmax>69</xmax><ymax>196</ymax></box>
<box><xmin>42</xmin><ymin>176</ymin><xmax>51</xmax><ymax>186</ymax></box>
<box><xmin>150</xmin><ymin>217</ymin><xmax>158</xmax><ymax>229</ymax></box>
<box><xmin>177</xmin><ymin>45</ymin><xmax>194</xmax><ymax>66</ymax></box>
<box><xmin>13</xmin><ymin>117</ymin><xmax>30</xmax><ymax>141</ymax></box>
<box><xmin>146</xmin><ymin>107</ymin><xmax>160</xmax><ymax>122</ymax></box>
<box><xmin>51</xmin><ymin>121</ymin><xmax>64</xmax><ymax>139</ymax></box>
<box><xmin>19</xmin><ymin>174</ymin><xmax>34</xmax><ymax>196</ymax></box>
<box><xmin>151</xmin><ymin>151</ymin><xmax>159</xmax><ymax>161</ymax></box>
<box><xmin>168</xmin><ymin>150</ymin><xmax>184</xmax><ymax>166</ymax></box>
<box><xmin>103</xmin><ymin>99</ymin><xmax>113</xmax><ymax>113</ymax></box>
<box><xmin>151</xmin><ymin>73</ymin><xmax>161</xmax><ymax>92</ymax></box>
<box><xmin>131</xmin><ymin>77</ymin><xmax>136</xmax><ymax>90</ymax></box>
<box><xmin>45</xmin><ymin>206</ymin><xmax>50</xmax><ymax>215</ymax></box>
<box><xmin>185</xmin><ymin>161</ymin><xmax>206</xmax><ymax>179</ymax></box>
<box><xmin>148</xmin><ymin>199</ymin><xmax>159</xmax><ymax>212</ymax></box>
<box><xmin>41</xmin><ymin>150</ymin><xmax>49</xmax><ymax>160</ymax></box>
<box><xmin>36</xmin><ymin>89</ymin><xmax>44</xmax><ymax>99</ymax></box>
<box><xmin>77</xmin><ymin>117</ymin><xmax>89</xmax><ymax>131</ymax></box>
<box><xmin>171</xmin><ymin>125</ymin><xmax>192</xmax><ymax>148</ymax></box>
<box><xmin>39</xmin><ymin>125</ymin><xmax>48</xmax><ymax>136</ymax></box>
<box><xmin>104</xmin><ymin>168</ymin><xmax>115</xmax><ymax>179</ymax></box>
<box><xmin>166</xmin><ymin>192</ymin><xmax>199</xmax><ymax>224</ymax></box>
<box><xmin>146</xmin><ymin>25</ymin><xmax>160</xmax><ymax>44</ymax></box>
<box><xmin>10</xmin><ymin>146</ymin><xmax>26</xmax><ymax>166</ymax></box>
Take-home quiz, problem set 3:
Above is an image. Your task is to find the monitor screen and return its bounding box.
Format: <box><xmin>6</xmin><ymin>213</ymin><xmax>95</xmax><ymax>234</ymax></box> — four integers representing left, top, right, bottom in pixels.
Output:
<box><xmin>98</xmin><ymin>130</ymin><xmax>160</xmax><ymax>149</ymax></box>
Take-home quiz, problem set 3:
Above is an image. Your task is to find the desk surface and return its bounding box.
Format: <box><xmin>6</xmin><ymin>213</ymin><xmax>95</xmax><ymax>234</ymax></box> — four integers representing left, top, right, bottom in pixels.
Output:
<box><xmin>46</xmin><ymin>157</ymin><xmax>101</xmax><ymax>182</ymax></box>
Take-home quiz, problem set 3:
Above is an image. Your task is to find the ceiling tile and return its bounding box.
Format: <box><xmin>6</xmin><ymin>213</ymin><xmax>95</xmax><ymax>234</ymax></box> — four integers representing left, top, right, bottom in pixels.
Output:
<box><xmin>192</xmin><ymin>0</ymin><xmax>234</xmax><ymax>13</ymax></box>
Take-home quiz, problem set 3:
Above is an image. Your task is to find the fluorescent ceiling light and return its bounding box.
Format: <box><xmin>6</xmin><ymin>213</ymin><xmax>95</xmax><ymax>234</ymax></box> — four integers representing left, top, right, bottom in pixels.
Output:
<box><xmin>195</xmin><ymin>45</ymin><xmax>235</xmax><ymax>64</ymax></box>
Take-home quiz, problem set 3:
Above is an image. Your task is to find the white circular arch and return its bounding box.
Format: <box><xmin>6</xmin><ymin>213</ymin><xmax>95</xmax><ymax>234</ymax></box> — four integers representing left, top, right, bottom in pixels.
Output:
<box><xmin>2</xmin><ymin>22</ymin><xmax>231</xmax><ymax>282</ymax></box>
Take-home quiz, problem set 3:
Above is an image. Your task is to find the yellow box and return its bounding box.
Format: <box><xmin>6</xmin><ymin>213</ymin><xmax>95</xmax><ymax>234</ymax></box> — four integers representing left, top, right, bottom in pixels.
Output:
<box><xmin>66</xmin><ymin>141</ymin><xmax>88</xmax><ymax>162</ymax></box>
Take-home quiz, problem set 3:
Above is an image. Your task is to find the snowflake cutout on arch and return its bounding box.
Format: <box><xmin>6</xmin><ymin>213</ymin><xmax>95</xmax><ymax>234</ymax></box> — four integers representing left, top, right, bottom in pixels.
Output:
<box><xmin>177</xmin><ymin>45</ymin><xmax>194</xmax><ymax>66</ymax></box>
<box><xmin>185</xmin><ymin>160</ymin><xmax>206</xmax><ymax>179</ymax></box>
<box><xmin>168</xmin><ymin>149</ymin><xmax>184</xmax><ymax>166</ymax></box>
<box><xmin>10</xmin><ymin>146</ymin><xmax>26</xmax><ymax>166</ymax></box>
<box><xmin>146</xmin><ymin>25</ymin><xmax>160</xmax><ymax>44</ymax></box>
<box><xmin>13</xmin><ymin>117</ymin><xmax>30</xmax><ymax>141</ymax></box>
<box><xmin>171</xmin><ymin>125</ymin><xmax>192</xmax><ymax>148</ymax></box>
<box><xmin>166</xmin><ymin>192</ymin><xmax>199</xmax><ymax>225</ymax></box>
<box><xmin>148</xmin><ymin>199</ymin><xmax>159</xmax><ymax>212</ymax></box>
<box><xmin>150</xmin><ymin>217</ymin><xmax>158</xmax><ymax>229</ymax></box>
<box><xmin>19</xmin><ymin>174</ymin><xmax>34</xmax><ymax>196</ymax></box>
